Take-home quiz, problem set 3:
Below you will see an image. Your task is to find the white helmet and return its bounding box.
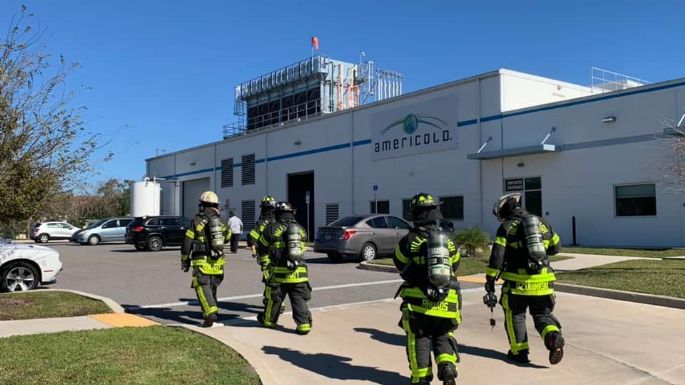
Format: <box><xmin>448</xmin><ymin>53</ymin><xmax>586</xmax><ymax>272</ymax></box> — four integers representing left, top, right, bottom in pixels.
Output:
<box><xmin>199</xmin><ymin>191</ymin><xmax>219</xmax><ymax>205</ymax></box>
<box><xmin>493</xmin><ymin>193</ymin><xmax>521</xmax><ymax>222</ymax></box>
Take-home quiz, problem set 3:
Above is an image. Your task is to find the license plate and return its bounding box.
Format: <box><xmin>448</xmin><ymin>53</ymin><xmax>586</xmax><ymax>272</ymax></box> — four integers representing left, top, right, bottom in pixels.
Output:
<box><xmin>323</xmin><ymin>234</ymin><xmax>331</xmax><ymax>240</ymax></box>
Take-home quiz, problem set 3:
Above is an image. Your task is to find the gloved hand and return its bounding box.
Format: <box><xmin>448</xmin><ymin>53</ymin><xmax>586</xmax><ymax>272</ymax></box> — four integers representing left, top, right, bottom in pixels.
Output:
<box><xmin>484</xmin><ymin>276</ymin><xmax>496</xmax><ymax>293</ymax></box>
<box><xmin>181</xmin><ymin>259</ymin><xmax>190</xmax><ymax>272</ymax></box>
<box><xmin>483</xmin><ymin>292</ymin><xmax>498</xmax><ymax>308</ymax></box>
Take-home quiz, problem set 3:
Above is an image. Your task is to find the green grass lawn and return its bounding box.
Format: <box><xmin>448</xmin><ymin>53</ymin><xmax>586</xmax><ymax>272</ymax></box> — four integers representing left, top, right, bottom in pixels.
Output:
<box><xmin>563</xmin><ymin>246</ymin><xmax>685</xmax><ymax>258</ymax></box>
<box><xmin>0</xmin><ymin>326</ymin><xmax>262</xmax><ymax>385</ymax></box>
<box><xmin>0</xmin><ymin>291</ymin><xmax>111</xmax><ymax>320</ymax></box>
<box><xmin>368</xmin><ymin>255</ymin><xmax>571</xmax><ymax>276</ymax></box>
<box><xmin>558</xmin><ymin>259</ymin><xmax>685</xmax><ymax>298</ymax></box>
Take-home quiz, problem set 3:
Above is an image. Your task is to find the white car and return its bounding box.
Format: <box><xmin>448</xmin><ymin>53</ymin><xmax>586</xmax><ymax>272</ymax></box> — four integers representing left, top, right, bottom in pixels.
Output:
<box><xmin>0</xmin><ymin>242</ymin><xmax>63</xmax><ymax>292</ymax></box>
<box><xmin>30</xmin><ymin>221</ymin><xmax>80</xmax><ymax>243</ymax></box>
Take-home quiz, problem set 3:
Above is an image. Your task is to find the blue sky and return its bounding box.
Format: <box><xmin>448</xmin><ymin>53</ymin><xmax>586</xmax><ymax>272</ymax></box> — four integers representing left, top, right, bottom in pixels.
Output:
<box><xmin>1</xmin><ymin>1</ymin><xmax>682</xmax><ymax>189</ymax></box>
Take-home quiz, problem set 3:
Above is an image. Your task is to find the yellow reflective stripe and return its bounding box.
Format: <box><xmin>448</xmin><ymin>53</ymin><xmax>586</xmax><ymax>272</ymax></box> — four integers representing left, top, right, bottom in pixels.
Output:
<box><xmin>271</xmin><ymin>266</ymin><xmax>308</xmax><ymax>283</ymax></box>
<box><xmin>543</xmin><ymin>239</ymin><xmax>550</xmax><ymax>248</ymax></box>
<box><xmin>502</xmin><ymin>292</ymin><xmax>529</xmax><ymax>354</ymax></box>
<box><xmin>550</xmin><ymin>233</ymin><xmax>560</xmax><ymax>245</ymax></box>
<box><xmin>402</xmin><ymin>309</ymin><xmax>421</xmax><ymax>383</ymax></box>
<box><xmin>296</xmin><ymin>323</ymin><xmax>311</xmax><ymax>332</ymax></box>
<box><xmin>494</xmin><ymin>236</ymin><xmax>507</xmax><ymax>247</ymax></box>
<box><xmin>541</xmin><ymin>324</ymin><xmax>560</xmax><ymax>339</ymax></box>
<box><xmin>401</xmin><ymin>288</ymin><xmax>460</xmax><ymax>318</ymax></box>
<box><xmin>191</xmin><ymin>256</ymin><xmax>226</xmax><ymax>275</ymax></box>
<box><xmin>181</xmin><ymin>254</ymin><xmax>189</xmax><ymax>261</ymax></box>
<box><xmin>196</xmin><ymin>222</ymin><xmax>205</xmax><ymax>232</ymax></box>
<box><xmin>259</xmin><ymin>236</ymin><xmax>270</xmax><ymax>247</ymax></box>
<box><xmin>500</xmin><ymin>269</ymin><xmax>556</xmax><ymax>283</ymax></box>
<box><xmin>264</xmin><ymin>286</ymin><xmax>274</xmax><ymax>324</ymax></box>
<box><xmin>486</xmin><ymin>267</ymin><xmax>500</xmax><ymax>277</ymax></box>
<box><xmin>395</xmin><ymin>246</ymin><xmax>409</xmax><ymax>264</ymax></box>
<box><xmin>436</xmin><ymin>352</ymin><xmax>457</xmax><ymax>364</ymax></box>
<box><xmin>450</xmin><ymin>251</ymin><xmax>460</xmax><ymax>265</ymax></box>
<box><xmin>185</xmin><ymin>229</ymin><xmax>195</xmax><ymax>239</ymax></box>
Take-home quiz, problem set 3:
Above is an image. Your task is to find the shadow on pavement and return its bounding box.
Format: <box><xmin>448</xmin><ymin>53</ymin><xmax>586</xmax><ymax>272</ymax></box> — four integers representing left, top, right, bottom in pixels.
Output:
<box><xmin>123</xmin><ymin>300</ymin><xmax>262</xmax><ymax>325</ymax></box>
<box><xmin>262</xmin><ymin>346</ymin><xmax>406</xmax><ymax>384</ymax></box>
<box><xmin>353</xmin><ymin>327</ymin><xmax>404</xmax><ymax>347</ymax></box>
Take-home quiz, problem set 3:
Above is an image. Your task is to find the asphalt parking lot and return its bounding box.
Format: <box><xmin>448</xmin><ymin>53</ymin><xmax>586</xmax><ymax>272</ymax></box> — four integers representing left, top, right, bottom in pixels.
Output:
<box><xmin>46</xmin><ymin>242</ymin><xmax>479</xmax><ymax>325</ymax></box>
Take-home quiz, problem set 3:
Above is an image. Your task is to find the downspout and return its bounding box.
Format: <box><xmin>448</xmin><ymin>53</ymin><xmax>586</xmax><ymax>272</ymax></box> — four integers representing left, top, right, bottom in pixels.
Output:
<box><xmin>351</xmin><ymin>111</ymin><xmax>356</xmax><ymax>215</ymax></box>
<box><xmin>478</xmin><ymin>77</ymin><xmax>484</xmax><ymax>227</ymax></box>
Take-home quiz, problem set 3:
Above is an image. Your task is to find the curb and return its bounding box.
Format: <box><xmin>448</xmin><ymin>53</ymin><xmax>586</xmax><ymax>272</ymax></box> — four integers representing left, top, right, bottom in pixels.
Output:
<box><xmin>45</xmin><ymin>288</ymin><xmax>125</xmax><ymax>313</ymax></box>
<box><xmin>554</xmin><ymin>283</ymin><xmax>685</xmax><ymax>309</ymax></box>
<box><xmin>358</xmin><ymin>262</ymin><xmax>685</xmax><ymax>310</ymax></box>
<box><xmin>357</xmin><ymin>261</ymin><xmax>396</xmax><ymax>273</ymax></box>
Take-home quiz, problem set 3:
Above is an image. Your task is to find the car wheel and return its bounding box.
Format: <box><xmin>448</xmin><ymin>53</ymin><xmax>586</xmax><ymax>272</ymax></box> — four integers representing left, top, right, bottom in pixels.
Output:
<box><xmin>359</xmin><ymin>242</ymin><xmax>377</xmax><ymax>262</ymax></box>
<box><xmin>38</xmin><ymin>233</ymin><xmax>49</xmax><ymax>243</ymax></box>
<box><xmin>87</xmin><ymin>235</ymin><xmax>101</xmax><ymax>246</ymax></box>
<box><xmin>134</xmin><ymin>243</ymin><xmax>146</xmax><ymax>251</ymax></box>
<box><xmin>1</xmin><ymin>261</ymin><xmax>40</xmax><ymax>292</ymax></box>
<box><xmin>326</xmin><ymin>252</ymin><xmax>343</xmax><ymax>263</ymax></box>
<box><xmin>147</xmin><ymin>236</ymin><xmax>163</xmax><ymax>251</ymax></box>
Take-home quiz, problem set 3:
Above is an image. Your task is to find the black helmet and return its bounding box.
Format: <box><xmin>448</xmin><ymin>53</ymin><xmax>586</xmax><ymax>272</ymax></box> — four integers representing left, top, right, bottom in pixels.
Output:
<box><xmin>409</xmin><ymin>193</ymin><xmax>437</xmax><ymax>214</ymax></box>
<box><xmin>260</xmin><ymin>195</ymin><xmax>276</xmax><ymax>208</ymax></box>
<box><xmin>274</xmin><ymin>201</ymin><xmax>294</xmax><ymax>214</ymax></box>
<box><xmin>493</xmin><ymin>193</ymin><xmax>521</xmax><ymax>222</ymax></box>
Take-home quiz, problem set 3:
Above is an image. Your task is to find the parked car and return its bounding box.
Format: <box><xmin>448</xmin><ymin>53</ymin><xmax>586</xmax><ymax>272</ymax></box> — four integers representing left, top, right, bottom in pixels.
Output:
<box><xmin>0</xmin><ymin>242</ymin><xmax>63</xmax><ymax>291</ymax></box>
<box><xmin>314</xmin><ymin>214</ymin><xmax>412</xmax><ymax>262</ymax></box>
<box><xmin>125</xmin><ymin>216</ymin><xmax>192</xmax><ymax>251</ymax></box>
<box><xmin>30</xmin><ymin>221</ymin><xmax>80</xmax><ymax>243</ymax></box>
<box><xmin>70</xmin><ymin>217</ymin><xmax>134</xmax><ymax>245</ymax></box>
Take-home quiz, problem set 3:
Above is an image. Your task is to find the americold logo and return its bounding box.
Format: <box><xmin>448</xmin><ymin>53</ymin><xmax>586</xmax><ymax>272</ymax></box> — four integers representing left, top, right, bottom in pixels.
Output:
<box><xmin>374</xmin><ymin>113</ymin><xmax>454</xmax><ymax>153</ymax></box>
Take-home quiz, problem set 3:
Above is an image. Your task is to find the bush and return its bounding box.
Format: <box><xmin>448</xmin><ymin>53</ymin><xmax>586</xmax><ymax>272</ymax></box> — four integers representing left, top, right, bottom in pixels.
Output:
<box><xmin>455</xmin><ymin>227</ymin><xmax>491</xmax><ymax>258</ymax></box>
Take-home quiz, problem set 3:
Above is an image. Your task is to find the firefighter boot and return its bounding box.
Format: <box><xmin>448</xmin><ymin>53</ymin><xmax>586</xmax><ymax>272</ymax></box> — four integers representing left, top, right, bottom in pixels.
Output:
<box><xmin>507</xmin><ymin>350</ymin><xmax>530</xmax><ymax>364</ymax></box>
<box><xmin>438</xmin><ymin>362</ymin><xmax>458</xmax><ymax>385</ymax></box>
<box><xmin>545</xmin><ymin>332</ymin><xmax>565</xmax><ymax>365</ymax></box>
<box><xmin>203</xmin><ymin>313</ymin><xmax>217</xmax><ymax>328</ymax></box>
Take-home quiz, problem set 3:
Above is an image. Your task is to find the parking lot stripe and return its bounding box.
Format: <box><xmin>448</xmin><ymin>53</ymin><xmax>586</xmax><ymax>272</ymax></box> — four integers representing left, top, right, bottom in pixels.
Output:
<box><xmin>140</xmin><ymin>279</ymin><xmax>405</xmax><ymax>309</ymax></box>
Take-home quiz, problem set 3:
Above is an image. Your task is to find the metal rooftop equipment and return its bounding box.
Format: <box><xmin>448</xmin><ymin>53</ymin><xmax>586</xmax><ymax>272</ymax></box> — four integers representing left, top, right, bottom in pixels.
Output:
<box><xmin>591</xmin><ymin>67</ymin><xmax>651</xmax><ymax>94</ymax></box>
<box><xmin>224</xmin><ymin>53</ymin><xmax>403</xmax><ymax>139</ymax></box>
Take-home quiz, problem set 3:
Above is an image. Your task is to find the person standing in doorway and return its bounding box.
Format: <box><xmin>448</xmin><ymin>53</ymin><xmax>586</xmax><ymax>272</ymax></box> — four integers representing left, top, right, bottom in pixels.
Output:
<box><xmin>228</xmin><ymin>210</ymin><xmax>243</xmax><ymax>254</ymax></box>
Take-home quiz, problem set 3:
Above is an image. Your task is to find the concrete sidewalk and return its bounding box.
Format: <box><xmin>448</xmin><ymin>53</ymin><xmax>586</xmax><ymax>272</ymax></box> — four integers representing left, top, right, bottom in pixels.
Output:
<box><xmin>192</xmin><ymin>290</ymin><xmax>685</xmax><ymax>385</ymax></box>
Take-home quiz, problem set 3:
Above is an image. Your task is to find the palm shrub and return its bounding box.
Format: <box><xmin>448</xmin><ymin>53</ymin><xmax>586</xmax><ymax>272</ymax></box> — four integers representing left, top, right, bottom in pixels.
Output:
<box><xmin>454</xmin><ymin>227</ymin><xmax>491</xmax><ymax>258</ymax></box>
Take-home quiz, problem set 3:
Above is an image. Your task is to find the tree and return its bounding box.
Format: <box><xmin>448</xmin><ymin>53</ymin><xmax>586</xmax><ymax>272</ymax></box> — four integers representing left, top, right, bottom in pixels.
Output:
<box><xmin>0</xmin><ymin>6</ymin><xmax>99</xmax><ymax>223</ymax></box>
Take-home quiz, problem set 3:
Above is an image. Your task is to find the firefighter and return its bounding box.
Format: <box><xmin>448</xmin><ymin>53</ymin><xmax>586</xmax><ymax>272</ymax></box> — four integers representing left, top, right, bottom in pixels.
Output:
<box><xmin>181</xmin><ymin>191</ymin><xmax>231</xmax><ymax>327</ymax></box>
<box><xmin>247</xmin><ymin>195</ymin><xmax>285</xmax><ymax>314</ymax></box>
<box><xmin>394</xmin><ymin>193</ymin><xmax>461</xmax><ymax>385</ymax></box>
<box><xmin>484</xmin><ymin>192</ymin><xmax>564</xmax><ymax>365</ymax></box>
<box><xmin>256</xmin><ymin>201</ymin><xmax>311</xmax><ymax>334</ymax></box>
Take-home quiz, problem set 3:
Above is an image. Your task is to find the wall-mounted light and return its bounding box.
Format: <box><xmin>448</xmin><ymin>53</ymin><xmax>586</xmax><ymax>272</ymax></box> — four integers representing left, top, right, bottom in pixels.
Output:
<box><xmin>517</xmin><ymin>162</ymin><xmax>525</xmax><ymax>168</ymax></box>
<box><xmin>189</xmin><ymin>161</ymin><xmax>197</xmax><ymax>166</ymax></box>
<box><xmin>293</xmin><ymin>140</ymin><xmax>302</xmax><ymax>146</ymax></box>
<box><xmin>601</xmin><ymin>116</ymin><xmax>617</xmax><ymax>123</ymax></box>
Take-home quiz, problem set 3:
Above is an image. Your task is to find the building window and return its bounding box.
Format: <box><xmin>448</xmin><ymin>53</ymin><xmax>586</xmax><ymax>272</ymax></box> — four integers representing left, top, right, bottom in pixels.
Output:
<box><xmin>370</xmin><ymin>200</ymin><xmax>390</xmax><ymax>214</ymax></box>
<box><xmin>402</xmin><ymin>199</ymin><xmax>412</xmax><ymax>220</ymax></box>
<box><xmin>325</xmin><ymin>204</ymin><xmax>339</xmax><ymax>225</ymax></box>
<box><xmin>440</xmin><ymin>196</ymin><xmax>464</xmax><ymax>220</ymax></box>
<box><xmin>221</xmin><ymin>158</ymin><xmax>233</xmax><ymax>188</ymax></box>
<box><xmin>615</xmin><ymin>184</ymin><xmax>656</xmax><ymax>216</ymax></box>
<box><xmin>241</xmin><ymin>154</ymin><xmax>255</xmax><ymax>185</ymax></box>
<box><xmin>242</xmin><ymin>200</ymin><xmax>256</xmax><ymax>232</ymax></box>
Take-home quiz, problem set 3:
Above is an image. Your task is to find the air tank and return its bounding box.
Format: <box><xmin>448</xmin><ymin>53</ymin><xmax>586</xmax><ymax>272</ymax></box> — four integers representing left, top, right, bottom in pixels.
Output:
<box><xmin>130</xmin><ymin>180</ymin><xmax>161</xmax><ymax>217</ymax></box>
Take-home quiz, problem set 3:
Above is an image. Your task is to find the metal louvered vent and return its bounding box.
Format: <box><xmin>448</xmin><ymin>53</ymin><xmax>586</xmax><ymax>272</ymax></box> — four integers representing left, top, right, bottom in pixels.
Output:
<box><xmin>325</xmin><ymin>204</ymin><xmax>339</xmax><ymax>225</ymax></box>
<box><xmin>242</xmin><ymin>200</ymin><xmax>256</xmax><ymax>232</ymax></box>
<box><xmin>221</xmin><ymin>158</ymin><xmax>233</xmax><ymax>188</ymax></box>
<box><xmin>241</xmin><ymin>154</ymin><xmax>255</xmax><ymax>185</ymax></box>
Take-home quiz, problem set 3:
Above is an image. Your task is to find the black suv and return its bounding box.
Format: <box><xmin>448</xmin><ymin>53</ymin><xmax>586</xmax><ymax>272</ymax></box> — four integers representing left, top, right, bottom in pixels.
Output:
<box><xmin>125</xmin><ymin>216</ymin><xmax>192</xmax><ymax>251</ymax></box>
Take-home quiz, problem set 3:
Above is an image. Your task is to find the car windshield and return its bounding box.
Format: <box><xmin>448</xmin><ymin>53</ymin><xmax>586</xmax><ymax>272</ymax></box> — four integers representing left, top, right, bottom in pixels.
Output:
<box><xmin>87</xmin><ymin>220</ymin><xmax>107</xmax><ymax>229</ymax></box>
<box><xmin>330</xmin><ymin>216</ymin><xmax>364</xmax><ymax>227</ymax></box>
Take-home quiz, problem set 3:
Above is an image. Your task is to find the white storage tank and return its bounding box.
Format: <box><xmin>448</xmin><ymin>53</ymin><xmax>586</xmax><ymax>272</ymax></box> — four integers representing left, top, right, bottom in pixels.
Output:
<box><xmin>130</xmin><ymin>180</ymin><xmax>161</xmax><ymax>217</ymax></box>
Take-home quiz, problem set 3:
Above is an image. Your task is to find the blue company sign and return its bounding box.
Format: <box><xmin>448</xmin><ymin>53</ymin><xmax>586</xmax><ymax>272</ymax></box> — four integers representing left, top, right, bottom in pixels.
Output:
<box><xmin>371</xmin><ymin>95</ymin><xmax>458</xmax><ymax>160</ymax></box>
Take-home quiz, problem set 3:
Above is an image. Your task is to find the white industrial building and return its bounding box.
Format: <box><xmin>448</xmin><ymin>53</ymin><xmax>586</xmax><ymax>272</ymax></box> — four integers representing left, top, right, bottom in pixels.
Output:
<box><xmin>146</xmin><ymin>58</ymin><xmax>685</xmax><ymax>247</ymax></box>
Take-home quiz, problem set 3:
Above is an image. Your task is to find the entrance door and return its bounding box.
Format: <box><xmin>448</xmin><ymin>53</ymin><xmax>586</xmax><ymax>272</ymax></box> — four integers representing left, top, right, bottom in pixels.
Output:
<box><xmin>504</xmin><ymin>176</ymin><xmax>542</xmax><ymax>216</ymax></box>
<box><xmin>287</xmin><ymin>172</ymin><xmax>315</xmax><ymax>241</ymax></box>
<box><xmin>182</xmin><ymin>178</ymin><xmax>210</xmax><ymax>218</ymax></box>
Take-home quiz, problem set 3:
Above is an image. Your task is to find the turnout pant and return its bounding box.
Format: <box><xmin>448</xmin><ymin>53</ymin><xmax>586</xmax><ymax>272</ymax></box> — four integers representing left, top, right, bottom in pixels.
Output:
<box><xmin>400</xmin><ymin>308</ymin><xmax>459</xmax><ymax>384</ymax></box>
<box><xmin>191</xmin><ymin>268</ymin><xmax>224</xmax><ymax>319</ymax></box>
<box><xmin>500</xmin><ymin>282</ymin><xmax>562</xmax><ymax>354</ymax></box>
<box><xmin>260</xmin><ymin>282</ymin><xmax>312</xmax><ymax>333</ymax></box>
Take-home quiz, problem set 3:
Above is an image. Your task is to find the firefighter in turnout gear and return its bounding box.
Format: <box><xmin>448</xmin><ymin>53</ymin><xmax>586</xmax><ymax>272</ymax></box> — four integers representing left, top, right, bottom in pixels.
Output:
<box><xmin>484</xmin><ymin>192</ymin><xmax>564</xmax><ymax>365</ymax></box>
<box><xmin>247</xmin><ymin>195</ymin><xmax>285</xmax><ymax>315</ymax></box>
<box><xmin>181</xmin><ymin>191</ymin><xmax>231</xmax><ymax>327</ymax></box>
<box><xmin>394</xmin><ymin>193</ymin><xmax>461</xmax><ymax>385</ymax></box>
<box><xmin>256</xmin><ymin>201</ymin><xmax>312</xmax><ymax>334</ymax></box>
